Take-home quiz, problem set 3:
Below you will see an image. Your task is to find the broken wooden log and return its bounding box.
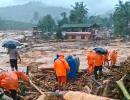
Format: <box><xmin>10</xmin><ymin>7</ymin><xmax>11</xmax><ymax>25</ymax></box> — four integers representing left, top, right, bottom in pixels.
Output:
<box><xmin>90</xmin><ymin>77</ymin><xmax>102</xmax><ymax>86</ymax></box>
<box><xmin>29</xmin><ymin>73</ymin><xmax>44</xmax><ymax>95</ymax></box>
<box><xmin>29</xmin><ymin>74</ymin><xmax>46</xmax><ymax>100</ymax></box>
<box><xmin>29</xmin><ymin>79</ymin><xmax>44</xmax><ymax>95</ymax></box>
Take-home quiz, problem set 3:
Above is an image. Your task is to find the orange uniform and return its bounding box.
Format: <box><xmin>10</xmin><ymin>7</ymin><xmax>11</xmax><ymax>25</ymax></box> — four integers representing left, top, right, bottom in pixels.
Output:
<box><xmin>93</xmin><ymin>53</ymin><xmax>104</xmax><ymax>79</ymax></box>
<box><xmin>87</xmin><ymin>51</ymin><xmax>95</xmax><ymax>75</ymax></box>
<box><xmin>0</xmin><ymin>71</ymin><xmax>29</xmax><ymax>91</ymax></box>
<box><xmin>54</xmin><ymin>56</ymin><xmax>70</xmax><ymax>84</ymax></box>
<box><xmin>94</xmin><ymin>53</ymin><xmax>104</xmax><ymax>67</ymax></box>
<box><xmin>103</xmin><ymin>52</ymin><xmax>110</xmax><ymax>66</ymax></box>
<box><xmin>104</xmin><ymin>52</ymin><xmax>109</xmax><ymax>62</ymax></box>
<box><xmin>110</xmin><ymin>50</ymin><xmax>117</xmax><ymax>66</ymax></box>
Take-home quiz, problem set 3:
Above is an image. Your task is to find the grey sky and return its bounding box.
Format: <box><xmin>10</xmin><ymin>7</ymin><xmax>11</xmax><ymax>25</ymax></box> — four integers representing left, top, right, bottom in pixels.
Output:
<box><xmin>0</xmin><ymin>0</ymin><xmax>129</xmax><ymax>14</ymax></box>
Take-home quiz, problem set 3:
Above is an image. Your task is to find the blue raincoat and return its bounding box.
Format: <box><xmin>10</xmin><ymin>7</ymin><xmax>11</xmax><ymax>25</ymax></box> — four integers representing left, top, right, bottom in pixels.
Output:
<box><xmin>67</xmin><ymin>55</ymin><xmax>77</xmax><ymax>80</ymax></box>
<box><xmin>73</xmin><ymin>55</ymin><xmax>80</xmax><ymax>73</ymax></box>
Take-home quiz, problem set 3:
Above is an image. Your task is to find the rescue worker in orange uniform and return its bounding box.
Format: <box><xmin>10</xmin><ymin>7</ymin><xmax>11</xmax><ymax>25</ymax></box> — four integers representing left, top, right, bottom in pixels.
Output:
<box><xmin>54</xmin><ymin>54</ymin><xmax>70</xmax><ymax>88</ymax></box>
<box><xmin>110</xmin><ymin>50</ymin><xmax>118</xmax><ymax>67</ymax></box>
<box><xmin>103</xmin><ymin>50</ymin><xmax>109</xmax><ymax>66</ymax></box>
<box><xmin>94</xmin><ymin>53</ymin><xmax>104</xmax><ymax>79</ymax></box>
<box><xmin>0</xmin><ymin>71</ymin><xmax>29</xmax><ymax>100</ymax></box>
<box><xmin>87</xmin><ymin>50</ymin><xmax>95</xmax><ymax>75</ymax></box>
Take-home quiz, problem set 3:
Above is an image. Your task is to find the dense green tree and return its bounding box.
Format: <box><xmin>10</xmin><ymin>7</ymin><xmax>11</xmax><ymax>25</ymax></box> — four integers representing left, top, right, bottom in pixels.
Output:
<box><xmin>38</xmin><ymin>14</ymin><xmax>56</xmax><ymax>33</ymax></box>
<box><xmin>58</xmin><ymin>12</ymin><xmax>69</xmax><ymax>27</ymax></box>
<box><xmin>69</xmin><ymin>2</ymin><xmax>88</xmax><ymax>24</ymax></box>
<box><xmin>87</xmin><ymin>15</ymin><xmax>112</xmax><ymax>28</ymax></box>
<box><xmin>113</xmin><ymin>0</ymin><xmax>130</xmax><ymax>36</ymax></box>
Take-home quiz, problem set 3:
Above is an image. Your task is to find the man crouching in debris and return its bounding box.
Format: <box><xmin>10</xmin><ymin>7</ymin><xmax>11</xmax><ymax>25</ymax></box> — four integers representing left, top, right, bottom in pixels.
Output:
<box><xmin>94</xmin><ymin>53</ymin><xmax>104</xmax><ymax>80</ymax></box>
<box><xmin>54</xmin><ymin>54</ymin><xmax>70</xmax><ymax>89</ymax></box>
<box><xmin>0</xmin><ymin>71</ymin><xmax>29</xmax><ymax>100</ymax></box>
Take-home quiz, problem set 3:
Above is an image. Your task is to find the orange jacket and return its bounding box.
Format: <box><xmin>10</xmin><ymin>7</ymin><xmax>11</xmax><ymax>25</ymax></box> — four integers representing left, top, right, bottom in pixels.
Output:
<box><xmin>104</xmin><ymin>52</ymin><xmax>109</xmax><ymax>61</ymax></box>
<box><xmin>87</xmin><ymin>52</ymin><xmax>95</xmax><ymax>65</ymax></box>
<box><xmin>94</xmin><ymin>53</ymin><xmax>104</xmax><ymax>66</ymax></box>
<box><xmin>0</xmin><ymin>71</ymin><xmax>29</xmax><ymax>91</ymax></box>
<box><xmin>110</xmin><ymin>50</ymin><xmax>117</xmax><ymax>61</ymax></box>
<box><xmin>54</xmin><ymin>56</ymin><xmax>70</xmax><ymax>76</ymax></box>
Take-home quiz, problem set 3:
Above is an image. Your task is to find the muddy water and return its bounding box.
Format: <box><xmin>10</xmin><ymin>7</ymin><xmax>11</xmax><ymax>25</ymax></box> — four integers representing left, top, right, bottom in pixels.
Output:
<box><xmin>0</xmin><ymin>33</ymin><xmax>130</xmax><ymax>70</ymax></box>
<box><xmin>0</xmin><ymin>32</ymin><xmax>25</xmax><ymax>69</ymax></box>
<box><xmin>20</xmin><ymin>41</ymin><xmax>130</xmax><ymax>70</ymax></box>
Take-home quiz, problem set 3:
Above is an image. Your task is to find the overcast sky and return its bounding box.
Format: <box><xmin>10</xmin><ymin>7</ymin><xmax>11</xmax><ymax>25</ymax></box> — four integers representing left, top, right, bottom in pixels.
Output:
<box><xmin>0</xmin><ymin>0</ymin><xmax>129</xmax><ymax>14</ymax></box>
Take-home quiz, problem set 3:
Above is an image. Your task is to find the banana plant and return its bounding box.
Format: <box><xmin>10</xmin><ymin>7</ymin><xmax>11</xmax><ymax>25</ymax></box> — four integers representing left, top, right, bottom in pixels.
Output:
<box><xmin>116</xmin><ymin>75</ymin><xmax>130</xmax><ymax>100</ymax></box>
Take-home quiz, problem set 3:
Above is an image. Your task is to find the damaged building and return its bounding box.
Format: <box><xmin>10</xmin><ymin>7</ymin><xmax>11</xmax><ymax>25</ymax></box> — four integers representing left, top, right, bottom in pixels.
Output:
<box><xmin>61</xmin><ymin>23</ymin><xmax>100</xmax><ymax>40</ymax></box>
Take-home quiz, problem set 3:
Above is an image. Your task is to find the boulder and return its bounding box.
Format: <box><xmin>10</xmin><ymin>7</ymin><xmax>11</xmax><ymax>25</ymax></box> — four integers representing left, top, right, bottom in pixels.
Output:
<box><xmin>64</xmin><ymin>91</ymin><xmax>115</xmax><ymax>100</ymax></box>
<box><xmin>83</xmin><ymin>85</ymin><xmax>91</xmax><ymax>93</ymax></box>
<box><xmin>37</xmin><ymin>94</ymin><xmax>46</xmax><ymax>100</ymax></box>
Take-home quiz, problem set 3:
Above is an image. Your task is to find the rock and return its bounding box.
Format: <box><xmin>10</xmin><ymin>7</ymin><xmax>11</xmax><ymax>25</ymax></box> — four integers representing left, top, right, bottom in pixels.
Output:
<box><xmin>102</xmin><ymin>67</ymin><xmax>110</xmax><ymax>74</ymax></box>
<box><xmin>37</xmin><ymin>94</ymin><xmax>46</xmax><ymax>100</ymax></box>
<box><xmin>83</xmin><ymin>85</ymin><xmax>91</xmax><ymax>93</ymax></box>
<box><xmin>59</xmin><ymin>91</ymin><xmax>67</xmax><ymax>95</ymax></box>
<box><xmin>64</xmin><ymin>91</ymin><xmax>114</xmax><ymax>100</ymax></box>
<box><xmin>55</xmin><ymin>90</ymin><xmax>60</xmax><ymax>94</ymax></box>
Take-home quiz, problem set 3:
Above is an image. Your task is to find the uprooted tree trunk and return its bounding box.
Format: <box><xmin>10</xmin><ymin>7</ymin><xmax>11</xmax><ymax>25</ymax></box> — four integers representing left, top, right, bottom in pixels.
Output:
<box><xmin>116</xmin><ymin>75</ymin><xmax>130</xmax><ymax>100</ymax></box>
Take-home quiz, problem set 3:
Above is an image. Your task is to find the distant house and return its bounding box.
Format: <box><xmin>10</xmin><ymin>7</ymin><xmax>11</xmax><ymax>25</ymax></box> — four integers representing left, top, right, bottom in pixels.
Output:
<box><xmin>32</xmin><ymin>27</ymin><xmax>41</xmax><ymax>36</ymax></box>
<box><xmin>61</xmin><ymin>23</ymin><xmax>99</xmax><ymax>40</ymax></box>
<box><xmin>32</xmin><ymin>26</ymin><xmax>42</xmax><ymax>39</ymax></box>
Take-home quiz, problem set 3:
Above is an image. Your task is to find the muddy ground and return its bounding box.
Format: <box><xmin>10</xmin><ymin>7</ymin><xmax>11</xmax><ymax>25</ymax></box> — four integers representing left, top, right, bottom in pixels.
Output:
<box><xmin>20</xmin><ymin>40</ymin><xmax>130</xmax><ymax>100</ymax></box>
<box><xmin>0</xmin><ymin>36</ymin><xmax>130</xmax><ymax>99</ymax></box>
<box><xmin>24</xmin><ymin>56</ymin><xmax>130</xmax><ymax>100</ymax></box>
<box><xmin>19</xmin><ymin>40</ymin><xmax>130</xmax><ymax>70</ymax></box>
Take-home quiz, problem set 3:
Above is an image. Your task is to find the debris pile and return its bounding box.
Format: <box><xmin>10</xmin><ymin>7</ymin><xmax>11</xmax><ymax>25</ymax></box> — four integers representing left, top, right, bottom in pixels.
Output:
<box><xmin>24</xmin><ymin>57</ymin><xmax>130</xmax><ymax>100</ymax></box>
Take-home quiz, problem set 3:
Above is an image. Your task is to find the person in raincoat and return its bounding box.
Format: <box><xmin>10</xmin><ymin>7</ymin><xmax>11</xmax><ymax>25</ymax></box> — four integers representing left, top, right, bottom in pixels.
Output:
<box><xmin>73</xmin><ymin>54</ymin><xmax>80</xmax><ymax>73</ymax></box>
<box><xmin>54</xmin><ymin>54</ymin><xmax>70</xmax><ymax>88</ymax></box>
<box><xmin>7</xmin><ymin>48</ymin><xmax>21</xmax><ymax>71</ymax></box>
<box><xmin>93</xmin><ymin>53</ymin><xmax>104</xmax><ymax>79</ymax></box>
<box><xmin>110</xmin><ymin>50</ymin><xmax>118</xmax><ymax>67</ymax></box>
<box><xmin>87</xmin><ymin>50</ymin><xmax>95</xmax><ymax>75</ymax></box>
<box><xmin>67</xmin><ymin>55</ymin><xmax>77</xmax><ymax>80</ymax></box>
<box><xmin>65</xmin><ymin>54</ymin><xmax>70</xmax><ymax>61</ymax></box>
<box><xmin>0</xmin><ymin>71</ymin><xmax>29</xmax><ymax>100</ymax></box>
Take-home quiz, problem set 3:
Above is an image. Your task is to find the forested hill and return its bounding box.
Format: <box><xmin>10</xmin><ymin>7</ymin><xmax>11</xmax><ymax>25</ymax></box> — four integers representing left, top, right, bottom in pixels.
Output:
<box><xmin>0</xmin><ymin>1</ymin><xmax>69</xmax><ymax>23</ymax></box>
<box><xmin>0</xmin><ymin>19</ymin><xmax>33</xmax><ymax>30</ymax></box>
